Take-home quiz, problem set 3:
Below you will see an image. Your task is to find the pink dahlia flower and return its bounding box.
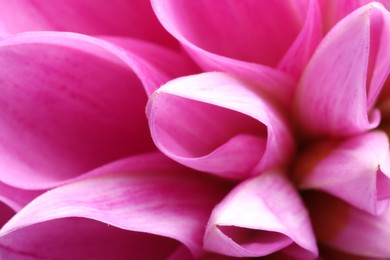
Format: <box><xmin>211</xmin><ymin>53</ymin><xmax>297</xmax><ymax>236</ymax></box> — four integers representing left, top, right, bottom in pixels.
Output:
<box><xmin>0</xmin><ymin>0</ymin><xmax>389</xmax><ymax>259</ymax></box>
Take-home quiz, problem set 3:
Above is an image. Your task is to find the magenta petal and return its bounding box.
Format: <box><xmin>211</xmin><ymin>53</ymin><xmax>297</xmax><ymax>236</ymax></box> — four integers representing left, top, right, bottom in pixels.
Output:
<box><xmin>0</xmin><ymin>153</ymin><xmax>228</xmax><ymax>258</ymax></box>
<box><xmin>147</xmin><ymin>72</ymin><xmax>295</xmax><ymax>180</ymax></box>
<box><xmin>0</xmin><ymin>218</ymin><xmax>186</xmax><ymax>259</ymax></box>
<box><xmin>0</xmin><ymin>182</ymin><xmax>42</xmax><ymax>212</ymax></box>
<box><xmin>295</xmin><ymin>131</ymin><xmax>390</xmax><ymax>215</ymax></box>
<box><xmin>295</xmin><ymin>3</ymin><xmax>390</xmax><ymax>137</ymax></box>
<box><xmin>204</xmin><ymin>170</ymin><xmax>318</xmax><ymax>258</ymax></box>
<box><xmin>0</xmin><ymin>32</ymin><xmax>197</xmax><ymax>189</ymax></box>
<box><xmin>151</xmin><ymin>0</ymin><xmax>301</xmax><ymax>107</ymax></box>
<box><xmin>0</xmin><ymin>0</ymin><xmax>177</xmax><ymax>47</ymax></box>
<box><xmin>305</xmin><ymin>191</ymin><xmax>390</xmax><ymax>258</ymax></box>
<box><xmin>278</xmin><ymin>0</ymin><xmax>323</xmax><ymax>79</ymax></box>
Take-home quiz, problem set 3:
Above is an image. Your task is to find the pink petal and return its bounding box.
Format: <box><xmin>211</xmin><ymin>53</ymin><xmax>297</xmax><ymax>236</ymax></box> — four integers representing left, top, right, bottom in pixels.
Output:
<box><xmin>0</xmin><ymin>218</ymin><xmax>186</xmax><ymax>259</ymax></box>
<box><xmin>277</xmin><ymin>0</ymin><xmax>323</xmax><ymax>79</ymax></box>
<box><xmin>0</xmin><ymin>152</ymin><xmax>229</xmax><ymax>258</ymax></box>
<box><xmin>0</xmin><ymin>182</ymin><xmax>42</xmax><ymax>212</ymax></box>
<box><xmin>0</xmin><ymin>203</ymin><xmax>14</xmax><ymax>228</ymax></box>
<box><xmin>204</xmin><ymin>170</ymin><xmax>318</xmax><ymax>258</ymax></box>
<box><xmin>0</xmin><ymin>0</ymin><xmax>178</xmax><ymax>48</ymax></box>
<box><xmin>294</xmin><ymin>131</ymin><xmax>390</xmax><ymax>215</ymax></box>
<box><xmin>147</xmin><ymin>72</ymin><xmax>295</xmax><ymax>180</ymax></box>
<box><xmin>319</xmin><ymin>0</ymin><xmax>390</xmax><ymax>32</ymax></box>
<box><xmin>151</xmin><ymin>0</ymin><xmax>305</xmax><ymax>107</ymax></box>
<box><xmin>295</xmin><ymin>3</ymin><xmax>390</xmax><ymax>137</ymax></box>
<box><xmin>0</xmin><ymin>32</ymin><xmax>197</xmax><ymax>189</ymax></box>
<box><xmin>305</xmin><ymin>191</ymin><xmax>390</xmax><ymax>258</ymax></box>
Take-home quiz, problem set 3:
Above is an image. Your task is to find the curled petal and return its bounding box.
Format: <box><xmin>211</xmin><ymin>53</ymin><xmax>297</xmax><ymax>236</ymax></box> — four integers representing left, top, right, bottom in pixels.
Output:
<box><xmin>0</xmin><ymin>0</ymin><xmax>177</xmax><ymax>47</ymax></box>
<box><xmin>0</xmin><ymin>153</ymin><xmax>229</xmax><ymax>258</ymax></box>
<box><xmin>295</xmin><ymin>3</ymin><xmax>390</xmax><ymax>137</ymax></box>
<box><xmin>204</xmin><ymin>170</ymin><xmax>318</xmax><ymax>258</ymax></box>
<box><xmin>0</xmin><ymin>32</ymin><xmax>196</xmax><ymax>189</ymax></box>
<box><xmin>151</xmin><ymin>0</ymin><xmax>311</xmax><ymax>106</ymax></box>
<box><xmin>304</xmin><ymin>191</ymin><xmax>390</xmax><ymax>258</ymax></box>
<box><xmin>0</xmin><ymin>182</ymin><xmax>42</xmax><ymax>212</ymax></box>
<box><xmin>147</xmin><ymin>72</ymin><xmax>295</xmax><ymax>180</ymax></box>
<box><xmin>294</xmin><ymin>131</ymin><xmax>390</xmax><ymax>215</ymax></box>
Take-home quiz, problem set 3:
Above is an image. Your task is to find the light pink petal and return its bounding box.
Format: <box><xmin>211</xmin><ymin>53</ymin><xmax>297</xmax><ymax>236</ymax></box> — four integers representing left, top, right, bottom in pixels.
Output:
<box><xmin>0</xmin><ymin>0</ymin><xmax>178</xmax><ymax>48</ymax></box>
<box><xmin>0</xmin><ymin>32</ymin><xmax>197</xmax><ymax>189</ymax></box>
<box><xmin>295</xmin><ymin>3</ymin><xmax>390</xmax><ymax>137</ymax></box>
<box><xmin>152</xmin><ymin>0</ymin><xmax>304</xmax><ymax>107</ymax></box>
<box><xmin>277</xmin><ymin>0</ymin><xmax>323</xmax><ymax>79</ymax></box>
<box><xmin>0</xmin><ymin>218</ymin><xmax>187</xmax><ymax>259</ymax></box>
<box><xmin>294</xmin><ymin>131</ymin><xmax>390</xmax><ymax>215</ymax></box>
<box><xmin>204</xmin><ymin>170</ymin><xmax>318</xmax><ymax>258</ymax></box>
<box><xmin>305</xmin><ymin>191</ymin><xmax>390</xmax><ymax>258</ymax></box>
<box><xmin>147</xmin><ymin>72</ymin><xmax>295</xmax><ymax>180</ymax></box>
<box><xmin>0</xmin><ymin>152</ymin><xmax>229</xmax><ymax>258</ymax></box>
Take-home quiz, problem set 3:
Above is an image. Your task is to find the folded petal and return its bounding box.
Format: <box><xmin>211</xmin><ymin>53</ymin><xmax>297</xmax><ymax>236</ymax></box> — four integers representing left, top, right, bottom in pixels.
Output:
<box><xmin>0</xmin><ymin>0</ymin><xmax>177</xmax><ymax>48</ymax></box>
<box><xmin>0</xmin><ymin>182</ymin><xmax>42</xmax><ymax>212</ymax></box>
<box><xmin>147</xmin><ymin>72</ymin><xmax>295</xmax><ymax>180</ymax></box>
<box><xmin>294</xmin><ymin>130</ymin><xmax>390</xmax><ymax>215</ymax></box>
<box><xmin>0</xmin><ymin>32</ymin><xmax>197</xmax><ymax>189</ymax></box>
<box><xmin>304</xmin><ymin>191</ymin><xmax>390</xmax><ymax>258</ymax></box>
<box><xmin>0</xmin><ymin>153</ymin><xmax>229</xmax><ymax>258</ymax></box>
<box><xmin>152</xmin><ymin>0</ymin><xmax>307</xmax><ymax>107</ymax></box>
<box><xmin>295</xmin><ymin>3</ymin><xmax>390</xmax><ymax>137</ymax></box>
<box><xmin>204</xmin><ymin>170</ymin><xmax>318</xmax><ymax>258</ymax></box>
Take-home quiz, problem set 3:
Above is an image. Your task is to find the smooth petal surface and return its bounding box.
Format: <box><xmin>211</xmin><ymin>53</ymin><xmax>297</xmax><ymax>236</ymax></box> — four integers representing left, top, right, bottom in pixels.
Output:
<box><xmin>295</xmin><ymin>3</ymin><xmax>390</xmax><ymax>137</ymax></box>
<box><xmin>0</xmin><ymin>0</ymin><xmax>177</xmax><ymax>48</ymax></box>
<box><xmin>304</xmin><ymin>191</ymin><xmax>390</xmax><ymax>258</ymax></box>
<box><xmin>0</xmin><ymin>182</ymin><xmax>42</xmax><ymax>212</ymax></box>
<box><xmin>152</xmin><ymin>0</ymin><xmax>311</xmax><ymax>106</ymax></box>
<box><xmin>204</xmin><ymin>170</ymin><xmax>318</xmax><ymax>258</ymax></box>
<box><xmin>0</xmin><ymin>218</ymin><xmax>185</xmax><ymax>260</ymax></box>
<box><xmin>294</xmin><ymin>131</ymin><xmax>390</xmax><ymax>215</ymax></box>
<box><xmin>0</xmin><ymin>153</ymin><xmax>229</xmax><ymax>258</ymax></box>
<box><xmin>147</xmin><ymin>72</ymin><xmax>295</xmax><ymax>180</ymax></box>
<box><xmin>0</xmin><ymin>32</ymin><xmax>197</xmax><ymax>189</ymax></box>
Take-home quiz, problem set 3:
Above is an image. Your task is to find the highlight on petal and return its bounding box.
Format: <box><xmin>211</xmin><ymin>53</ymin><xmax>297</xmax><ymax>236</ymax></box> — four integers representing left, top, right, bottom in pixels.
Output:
<box><xmin>304</xmin><ymin>191</ymin><xmax>390</xmax><ymax>258</ymax></box>
<box><xmin>152</xmin><ymin>0</ymin><xmax>308</xmax><ymax>106</ymax></box>
<box><xmin>204</xmin><ymin>170</ymin><xmax>318</xmax><ymax>258</ymax></box>
<box><xmin>0</xmin><ymin>0</ymin><xmax>177</xmax><ymax>48</ymax></box>
<box><xmin>0</xmin><ymin>32</ymin><xmax>197</xmax><ymax>189</ymax></box>
<box><xmin>0</xmin><ymin>153</ymin><xmax>230</xmax><ymax>258</ymax></box>
<box><xmin>294</xmin><ymin>3</ymin><xmax>390</xmax><ymax>137</ymax></box>
<box><xmin>294</xmin><ymin>130</ymin><xmax>390</xmax><ymax>215</ymax></box>
<box><xmin>147</xmin><ymin>72</ymin><xmax>295</xmax><ymax>180</ymax></box>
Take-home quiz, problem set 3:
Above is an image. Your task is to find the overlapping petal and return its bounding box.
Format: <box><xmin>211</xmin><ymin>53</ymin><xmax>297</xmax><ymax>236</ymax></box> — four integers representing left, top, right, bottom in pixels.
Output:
<box><xmin>151</xmin><ymin>0</ymin><xmax>322</xmax><ymax>106</ymax></box>
<box><xmin>304</xmin><ymin>191</ymin><xmax>390</xmax><ymax>258</ymax></box>
<box><xmin>204</xmin><ymin>170</ymin><xmax>318</xmax><ymax>258</ymax></box>
<box><xmin>0</xmin><ymin>152</ymin><xmax>229</xmax><ymax>259</ymax></box>
<box><xmin>147</xmin><ymin>72</ymin><xmax>295</xmax><ymax>180</ymax></box>
<box><xmin>0</xmin><ymin>0</ymin><xmax>177</xmax><ymax>48</ymax></box>
<box><xmin>294</xmin><ymin>131</ymin><xmax>390</xmax><ymax>215</ymax></box>
<box><xmin>0</xmin><ymin>32</ymin><xmax>197</xmax><ymax>189</ymax></box>
<box><xmin>295</xmin><ymin>3</ymin><xmax>390</xmax><ymax>137</ymax></box>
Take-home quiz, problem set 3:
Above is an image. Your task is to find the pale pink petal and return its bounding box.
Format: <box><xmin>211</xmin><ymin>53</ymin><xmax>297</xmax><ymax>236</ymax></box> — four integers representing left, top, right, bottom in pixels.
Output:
<box><xmin>0</xmin><ymin>218</ymin><xmax>186</xmax><ymax>259</ymax></box>
<box><xmin>294</xmin><ymin>131</ymin><xmax>390</xmax><ymax>215</ymax></box>
<box><xmin>305</xmin><ymin>191</ymin><xmax>390</xmax><ymax>258</ymax></box>
<box><xmin>0</xmin><ymin>0</ymin><xmax>178</xmax><ymax>48</ymax></box>
<box><xmin>0</xmin><ymin>32</ymin><xmax>197</xmax><ymax>189</ymax></box>
<box><xmin>147</xmin><ymin>72</ymin><xmax>295</xmax><ymax>180</ymax></box>
<box><xmin>204</xmin><ymin>170</ymin><xmax>318</xmax><ymax>258</ymax></box>
<box><xmin>0</xmin><ymin>152</ymin><xmax>229</xmax><ymax>258</ymax></box>
<box><xmin>277</xmin><ymin>0</ymin><xmax>323</xmax><ymax>79</ymax></box>
<box><xmin>295</xmin><ymin>3</ymin><xmax>390</xmax><ymax>137</ymax></box>
<box><xmin>152</xmin><ymin>0</ymin><xmax>305</xmax><ymax>107</ymax></box>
